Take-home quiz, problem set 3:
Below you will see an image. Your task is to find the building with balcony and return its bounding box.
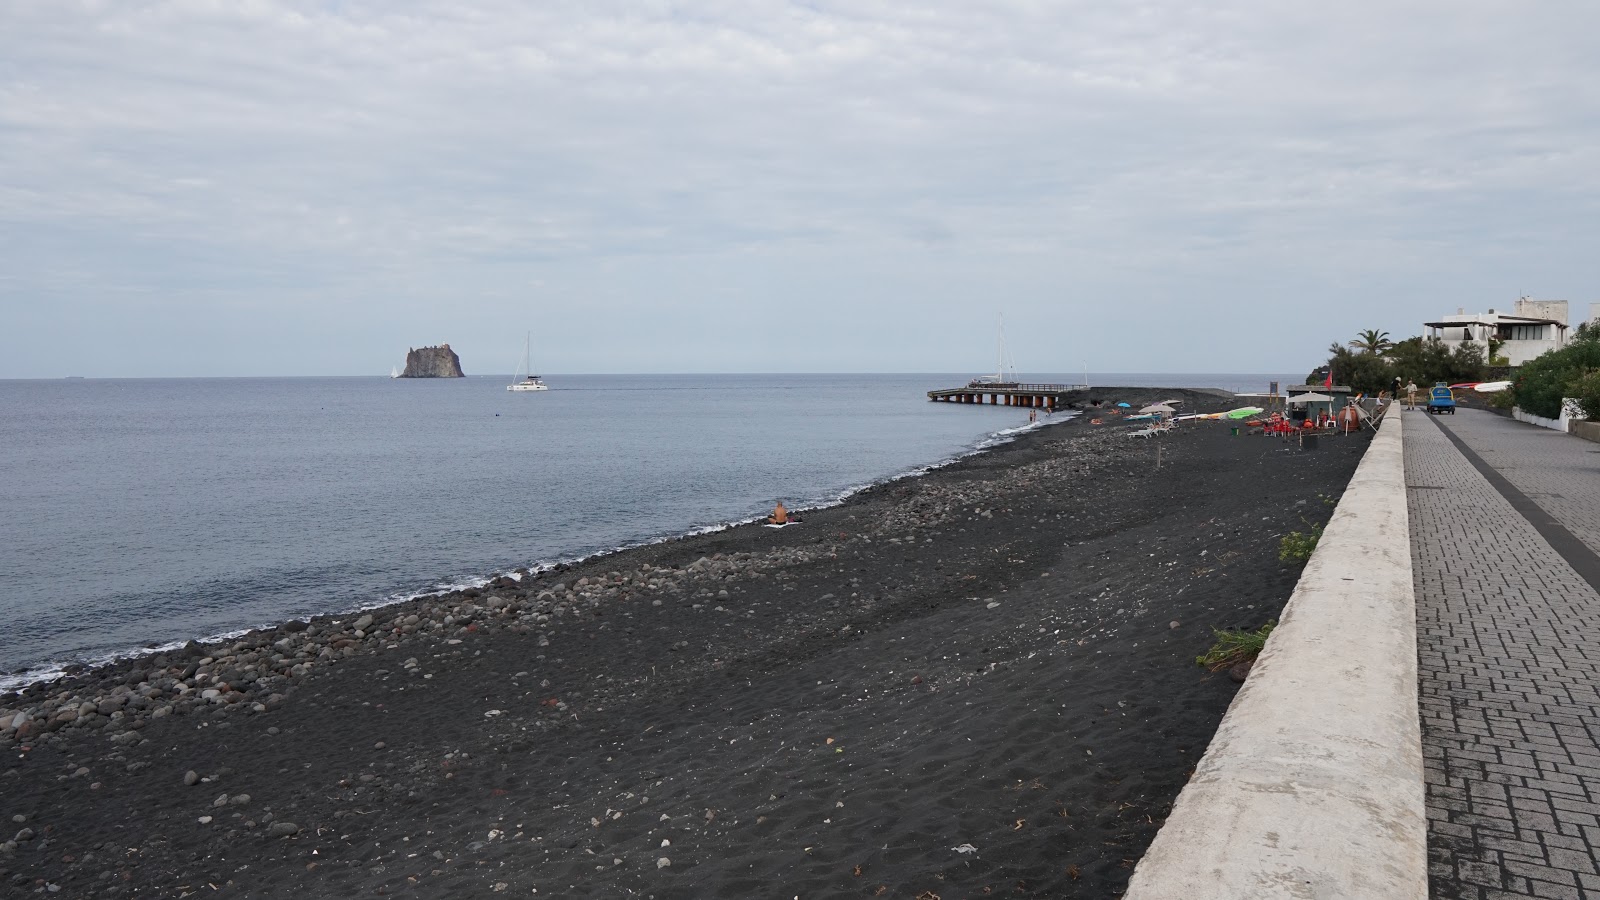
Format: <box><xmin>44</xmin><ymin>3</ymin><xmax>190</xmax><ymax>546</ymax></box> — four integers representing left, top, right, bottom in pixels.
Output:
<box><xmin>1424</xmin><ymin>299</ymin><xmax>1599</xmax><ymax>367</ymax></box>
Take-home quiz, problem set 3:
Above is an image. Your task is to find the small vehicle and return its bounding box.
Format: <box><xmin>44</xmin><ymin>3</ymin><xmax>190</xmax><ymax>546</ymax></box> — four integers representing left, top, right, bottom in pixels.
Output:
<box><xmin>1427</xmin><ymin>383</ymin><xmax>1456</xmax><ymax>415</ymax></box>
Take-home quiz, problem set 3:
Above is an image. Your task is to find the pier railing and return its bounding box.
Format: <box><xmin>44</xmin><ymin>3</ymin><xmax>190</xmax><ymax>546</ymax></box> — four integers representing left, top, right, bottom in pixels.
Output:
<box><xmin>927</xmin><ymin>382</ymin><xmax>1089</xmax><ymax>409</ymax></box>
<box><xmin>1009</xmin><ymin>383</ymin><xmax>1088</xmax><ymax>392</ymax></box>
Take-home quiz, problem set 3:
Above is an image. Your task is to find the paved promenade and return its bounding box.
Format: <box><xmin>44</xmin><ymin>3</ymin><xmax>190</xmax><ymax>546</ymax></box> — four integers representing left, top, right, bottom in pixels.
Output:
<box><xmin>1407</xmin><ymin>407</ymin><xmax>1600</xmax><ymax>899</ymax></box>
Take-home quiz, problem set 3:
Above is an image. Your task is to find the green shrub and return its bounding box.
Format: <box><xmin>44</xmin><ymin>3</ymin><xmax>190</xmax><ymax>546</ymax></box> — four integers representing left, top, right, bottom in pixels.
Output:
<box><xmin>1279</xmin><ymin>523</ymin><xmax>1323</xmax><ymax>563</ymax></box>
<box><xmin>1568</xmin><ymin>369</ymin><xmax>1600</xmax><ymax>421</ymax></box>
<box><xmin>1196</xmin><ymin>621</ymin><xmax>1277</xmax><ymax>671</ymax></box>
<box><xmin>1514</xmin><ymin>329</ymin><xmax>1600</xmax><ymax>418</ymax></box>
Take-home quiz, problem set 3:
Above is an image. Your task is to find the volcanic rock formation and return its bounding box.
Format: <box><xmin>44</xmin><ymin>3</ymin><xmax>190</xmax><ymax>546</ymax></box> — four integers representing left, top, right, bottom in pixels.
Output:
<box><xmin>399</xmin><ymin>344</ymin><xmax>465</xmax><ymax>378</ymax></box>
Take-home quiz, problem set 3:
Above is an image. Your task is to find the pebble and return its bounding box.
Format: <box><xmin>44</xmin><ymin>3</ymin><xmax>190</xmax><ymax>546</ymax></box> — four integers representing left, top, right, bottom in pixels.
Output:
<box><xmin>267</xmin><ymin>822</ymin><xmax>300</xmax><ymax>837</ymax></box>
<box><xmin>198</xmin><ymin>816</ymin><xmax>212</xmax><ymax>825</ymax></box>
<box><xmin>14</xmin><ymin>828</ymin><xmax>34</xmax><ymax>843</ymax></box>
<box><xmin>184</xmin><ymin>770</ymin><xmax>200</xmax><ymax>786</ymax></box>
<box><xmin>656</xmin><ymin>857</ymin><xmax>671</xmax><ymax>869</ymax></box>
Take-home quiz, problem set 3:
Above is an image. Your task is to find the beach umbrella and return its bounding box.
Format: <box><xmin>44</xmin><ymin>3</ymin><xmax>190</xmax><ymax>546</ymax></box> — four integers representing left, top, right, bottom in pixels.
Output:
<box><xmin>1139</xmin><ymin>403</ymin><xmax>1176</xmax><ymax>414</ymax></box>
<box><xmin>1116</xmin><ymin>402</ymin><xmax>1131</xmax><ymax>408</ymax></box>
<box><xmin>1290</xmin><ymin>392</ymin><xmax>1333</xmax><ymax>403</ymax></box>
<box><xmin>1474</xmin><ymin>381</ymin><xmax>1512</xmax><ymax>393</ymax></box>
<box><xmin>1224</xmin><ymin>406</ymin><xmax>1263</xmax><ymax>419</ymax></box>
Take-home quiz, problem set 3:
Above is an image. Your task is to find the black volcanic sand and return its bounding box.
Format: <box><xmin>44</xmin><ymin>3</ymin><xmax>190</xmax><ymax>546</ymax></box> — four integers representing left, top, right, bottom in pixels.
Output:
<box><xmin>0</xmin><ymin>389</ymin><xmax>1372</xmax><ymax>899</ymax></box>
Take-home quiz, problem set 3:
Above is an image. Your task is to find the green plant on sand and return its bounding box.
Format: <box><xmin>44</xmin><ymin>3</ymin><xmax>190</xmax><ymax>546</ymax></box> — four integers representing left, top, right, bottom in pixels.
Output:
<box><xmin>1196</xmin><ymin>621</ymin><xmax>1277</xmax><ymax>671</ymax></box>
<box><xmin>1279</xmin><ymin>523</ymin><xmax>1323</xmax><ymax>563</ymax></box>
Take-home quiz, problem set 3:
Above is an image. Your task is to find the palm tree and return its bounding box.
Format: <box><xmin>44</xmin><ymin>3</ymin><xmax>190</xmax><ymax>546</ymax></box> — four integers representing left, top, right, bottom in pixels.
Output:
<box><xmin>1349</xmin><ymin>329</ymin><xmax>1394</xmax><ymax>355</ymax></box>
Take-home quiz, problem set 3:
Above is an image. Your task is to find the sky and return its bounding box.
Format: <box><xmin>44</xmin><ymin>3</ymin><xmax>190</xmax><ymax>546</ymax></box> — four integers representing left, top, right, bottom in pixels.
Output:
<box><xmin>1</xmin><ymin>1</ymin><xmax>1597</xmax><ymax>378</ymax></box>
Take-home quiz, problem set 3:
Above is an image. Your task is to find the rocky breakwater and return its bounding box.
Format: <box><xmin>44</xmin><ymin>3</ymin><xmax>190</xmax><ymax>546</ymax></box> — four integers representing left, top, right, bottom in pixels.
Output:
<box><xmin>398</xmin><ymin>343</ymin><xmax>464</xmax><ymax>378</ymax></box>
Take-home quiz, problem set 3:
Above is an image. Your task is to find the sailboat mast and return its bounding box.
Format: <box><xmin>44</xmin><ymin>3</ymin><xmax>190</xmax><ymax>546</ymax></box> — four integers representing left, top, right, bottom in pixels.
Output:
<box><xmin>996</xmin><ymin>313</ymin><xmax>1005</xmax><ymax>382</ymax></box>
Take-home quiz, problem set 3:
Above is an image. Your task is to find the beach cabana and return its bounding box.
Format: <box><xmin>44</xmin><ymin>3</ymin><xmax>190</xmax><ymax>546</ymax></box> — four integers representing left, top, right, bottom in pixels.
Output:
<box><xmin>1286</xmin><ymin>384</ymin><xmax>1352</xmax><ymax>413</ymax></box>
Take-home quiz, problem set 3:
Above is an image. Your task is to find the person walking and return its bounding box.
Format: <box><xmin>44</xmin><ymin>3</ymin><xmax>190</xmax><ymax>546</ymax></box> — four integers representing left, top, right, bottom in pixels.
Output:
<box><xmin>1405</xmin><ymin>381</ymin><xmax>1419</xmax><ymax>410</ymax></box>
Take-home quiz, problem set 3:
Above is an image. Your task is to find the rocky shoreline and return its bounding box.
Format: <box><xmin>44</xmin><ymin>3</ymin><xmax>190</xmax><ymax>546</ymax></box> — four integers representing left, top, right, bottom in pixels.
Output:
<box><xmin>0</xmin><ymin>388</ymin><xmax>1372</xmax><ymax>897</ymax></box>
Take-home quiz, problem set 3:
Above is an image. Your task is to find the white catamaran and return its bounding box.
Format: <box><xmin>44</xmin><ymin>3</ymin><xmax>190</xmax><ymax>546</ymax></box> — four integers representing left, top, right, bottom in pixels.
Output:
<box><xmin>507</xmin><ymin>332</ymin><xmax>549</xmax><ymax>392</ymax></box>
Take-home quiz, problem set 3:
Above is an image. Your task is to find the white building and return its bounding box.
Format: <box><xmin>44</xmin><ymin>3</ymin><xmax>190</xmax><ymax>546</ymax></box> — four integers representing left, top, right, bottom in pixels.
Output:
<box><xmin>1424</xmin><ymin>299</ymin><xmax>1599</xmax><ymax>367</ymax></box>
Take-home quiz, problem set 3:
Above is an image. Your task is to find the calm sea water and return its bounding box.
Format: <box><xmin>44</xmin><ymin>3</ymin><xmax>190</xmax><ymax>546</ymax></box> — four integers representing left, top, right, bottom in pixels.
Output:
<box><xmin>0</xmin><ymin>372</ymin><xmax>1292</xmax><ymax>685</ymax></box>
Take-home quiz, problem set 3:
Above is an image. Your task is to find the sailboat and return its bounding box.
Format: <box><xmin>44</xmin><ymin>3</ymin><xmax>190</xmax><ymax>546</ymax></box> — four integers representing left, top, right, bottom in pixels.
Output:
<box><xmin>390</xmin><ymin>365</ymin><xmax>401</xmax><ymax>379</ymax></box>
<box><xmin>507</xmin><ymin>332</ymin><xmax>549</xmax><ymax>392</ymax></box>
<box><xmin>967</xmin><ymin>313</ymin><xmax>1018</xmax><ymax>388</ymax></box>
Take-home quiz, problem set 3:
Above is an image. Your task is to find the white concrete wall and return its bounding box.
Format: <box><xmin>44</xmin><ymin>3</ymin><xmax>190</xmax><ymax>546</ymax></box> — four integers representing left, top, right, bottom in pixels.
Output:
<box><xmin>1514</xmin><ymin>407</ymin><xmax>1565</xmax><ymax>432</ymax></box>
<box><xmin>1503</xmin><ymin>338</ymin><xmax>1562</xmax><ymax>366</ymax></box>
<box><xmin>1513</xmin><ymin>400</ymin><xmax>1589</xmax><ymax>433</ymax></box>
<box><xmin>1123</xmin><ymin>412</ymin><xmax>1426</xmax><ymax>899</ymax></box>
<box><xmin>1514</xmin><ymin>298</ymin><xmax>1569</xmax><ymax>325</ymax></box>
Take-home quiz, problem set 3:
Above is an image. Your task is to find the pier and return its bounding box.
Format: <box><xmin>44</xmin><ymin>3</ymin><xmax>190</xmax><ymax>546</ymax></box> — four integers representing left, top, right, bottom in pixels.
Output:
<box><xmin>927</xmin><ymin>381</ymin><xmax>1089</xmax><ymax>410</ymax></box>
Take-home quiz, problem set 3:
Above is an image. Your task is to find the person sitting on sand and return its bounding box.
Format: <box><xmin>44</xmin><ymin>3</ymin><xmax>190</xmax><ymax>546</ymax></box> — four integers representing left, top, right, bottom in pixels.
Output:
<box><xmin>767</xmin><ymin>501</ymin><xmax>789</xmax><ymax>525</ymax></box>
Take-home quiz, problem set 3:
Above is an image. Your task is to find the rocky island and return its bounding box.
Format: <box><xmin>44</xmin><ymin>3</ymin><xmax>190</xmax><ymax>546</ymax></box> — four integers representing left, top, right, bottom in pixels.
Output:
<box><xmin>398</xmin><ymin>344</ymin><xmax>464</xmax><ymax>378</ymax></box>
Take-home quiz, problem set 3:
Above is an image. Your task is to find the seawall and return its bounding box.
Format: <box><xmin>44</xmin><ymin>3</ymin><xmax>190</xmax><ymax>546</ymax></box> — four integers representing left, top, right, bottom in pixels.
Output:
<box><xmin>1124</xmin><ymin>411</ymin><xmax>1427</xmax><ymax>897</ymax></box>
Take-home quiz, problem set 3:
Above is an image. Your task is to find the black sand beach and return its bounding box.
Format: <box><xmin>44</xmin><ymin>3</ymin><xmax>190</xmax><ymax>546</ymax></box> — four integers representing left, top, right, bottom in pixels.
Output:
<box><xmin>0</xmin><ymin>389</ymin><xmax>1372</xmax><ymax>898</ymax></box>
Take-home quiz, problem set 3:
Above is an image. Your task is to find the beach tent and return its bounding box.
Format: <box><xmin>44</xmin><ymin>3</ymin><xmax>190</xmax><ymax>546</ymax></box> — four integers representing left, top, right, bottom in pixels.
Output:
<box><xmin>1139</xmin><ymin>403</ymin><xmax>1176</xmax><ymax>414</ymax></box>
<box><xmin>1286</xmin><ymin>383</ymin><xmax>1354</xmax><ymax>412</ymax></box>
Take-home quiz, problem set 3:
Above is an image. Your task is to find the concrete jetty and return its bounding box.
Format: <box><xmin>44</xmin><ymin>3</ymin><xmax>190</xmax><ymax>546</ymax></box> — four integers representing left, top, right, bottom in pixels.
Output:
<box><xmin>926</xmin><ymin>380</ymin><xmax>1088</xmax><ymax>409</ymax></box>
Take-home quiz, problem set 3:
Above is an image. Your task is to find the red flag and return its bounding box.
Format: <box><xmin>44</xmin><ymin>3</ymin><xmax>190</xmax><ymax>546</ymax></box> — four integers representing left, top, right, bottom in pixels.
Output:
<box><xmin>1324</xmin><ymin>369</ymin><xmax>1333</xmax><ymax>388</ymax></box>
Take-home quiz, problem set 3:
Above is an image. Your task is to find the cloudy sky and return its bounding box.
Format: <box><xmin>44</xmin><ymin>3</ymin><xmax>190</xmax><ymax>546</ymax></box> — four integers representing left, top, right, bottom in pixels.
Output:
<box><xmin>2</xmin><ymin>1</ymin><xmax>1596</xmax><ymax>377</ymax></box>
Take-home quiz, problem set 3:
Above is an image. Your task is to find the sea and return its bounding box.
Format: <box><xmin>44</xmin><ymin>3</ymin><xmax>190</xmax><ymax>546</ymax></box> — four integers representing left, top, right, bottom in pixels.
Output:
<box><xmin>0</xmin><ymin>372</ymin><xmax>1294</xmax><ymax>688</ymax></box>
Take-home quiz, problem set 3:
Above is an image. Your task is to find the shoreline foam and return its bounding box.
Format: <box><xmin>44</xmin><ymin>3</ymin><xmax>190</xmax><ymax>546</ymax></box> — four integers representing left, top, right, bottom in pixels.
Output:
<box><xmin>0</xmin><ymin>413</ymin><xmax>1077</xmax><ymax>692</ymax></box>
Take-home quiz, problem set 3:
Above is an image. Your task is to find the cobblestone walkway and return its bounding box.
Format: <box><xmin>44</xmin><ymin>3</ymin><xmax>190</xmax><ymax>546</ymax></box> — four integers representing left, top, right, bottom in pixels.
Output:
<box><xmin>1408</xmin><ymin>408</ymin><xmax>1600</xmax><ymax>899</ymax></box>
